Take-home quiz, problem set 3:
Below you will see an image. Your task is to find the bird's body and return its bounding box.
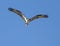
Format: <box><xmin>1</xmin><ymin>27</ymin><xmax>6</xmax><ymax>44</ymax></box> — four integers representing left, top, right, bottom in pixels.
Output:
<box><xmin>8</xmin><ymin>8</ymin><xmax>48</xmax><ymax>25</ymax></box>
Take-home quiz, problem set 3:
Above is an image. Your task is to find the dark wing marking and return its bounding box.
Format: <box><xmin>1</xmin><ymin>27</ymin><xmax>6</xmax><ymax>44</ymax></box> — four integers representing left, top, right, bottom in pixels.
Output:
<box><xmin>8</xmin><ymin>8</ymin><xmax>27</xmax><ymax>22</ymax></box>
<box><xmin>29</xmin><ymin>14</ymin><xmax>48</xmax><ymax>22</ymax></box>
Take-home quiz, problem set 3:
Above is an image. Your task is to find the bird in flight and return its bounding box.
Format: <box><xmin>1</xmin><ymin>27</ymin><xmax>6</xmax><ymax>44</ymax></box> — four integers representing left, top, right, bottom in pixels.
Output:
<box><xmin>8</xmin><ymin>8</ymin><xmax>48</xmax><ymax>25</ymax></box>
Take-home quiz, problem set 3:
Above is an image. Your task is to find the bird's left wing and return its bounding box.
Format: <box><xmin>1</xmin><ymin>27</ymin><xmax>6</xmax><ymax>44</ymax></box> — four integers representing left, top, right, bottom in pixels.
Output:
<box><xmin>8</xmin><ymin>8</ymin><xmax>27</xmax><ymax>22</ymax></box>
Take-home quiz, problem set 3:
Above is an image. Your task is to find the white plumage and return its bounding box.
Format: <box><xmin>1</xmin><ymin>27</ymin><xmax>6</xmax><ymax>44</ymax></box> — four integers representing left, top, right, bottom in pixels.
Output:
<box><xmin>8</xmin><ymin>8</ymin><xmax>48</xmax><ymax>25</ymax></box>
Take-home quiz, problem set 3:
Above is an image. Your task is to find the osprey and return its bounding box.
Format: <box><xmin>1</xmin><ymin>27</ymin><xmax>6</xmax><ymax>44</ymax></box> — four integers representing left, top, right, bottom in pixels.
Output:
<box><xmin>8</xmin><ymin>8</ymin><xmax>48</xmax><ymax>25</ymax></box>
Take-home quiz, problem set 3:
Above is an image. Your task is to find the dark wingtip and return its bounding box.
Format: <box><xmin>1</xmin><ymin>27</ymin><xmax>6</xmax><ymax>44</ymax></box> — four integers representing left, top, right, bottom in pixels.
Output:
<box><xmin>44</xmin><ymin>15</ymin><xmax>48</xmax><ymax>18</ymax></box>
<box><xmin>8</xmin><ymin>8</ymin><xmax>14</xmax><ymax>11</ymax></box>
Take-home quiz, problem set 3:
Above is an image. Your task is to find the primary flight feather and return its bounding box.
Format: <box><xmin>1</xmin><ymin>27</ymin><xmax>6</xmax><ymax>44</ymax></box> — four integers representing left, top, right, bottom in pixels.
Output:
<box><xmin>8</xmin><ymin>8</ymin><xmax>48</xmax><ymax>25</ymax></box>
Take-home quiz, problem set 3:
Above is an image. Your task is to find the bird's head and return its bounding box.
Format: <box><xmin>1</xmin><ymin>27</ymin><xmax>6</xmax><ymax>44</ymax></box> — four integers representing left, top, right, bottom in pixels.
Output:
<box><xmin>25</xmin><ymin>22</ymin><xmax>29</xmax><ymax>26</ymax></box>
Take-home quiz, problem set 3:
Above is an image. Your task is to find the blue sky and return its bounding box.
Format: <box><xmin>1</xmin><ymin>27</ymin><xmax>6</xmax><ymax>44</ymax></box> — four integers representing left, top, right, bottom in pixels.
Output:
<box><xmin>0</xmin><ymin>0</ymin><xmax>60</xmax><ymax>46</ymax></box>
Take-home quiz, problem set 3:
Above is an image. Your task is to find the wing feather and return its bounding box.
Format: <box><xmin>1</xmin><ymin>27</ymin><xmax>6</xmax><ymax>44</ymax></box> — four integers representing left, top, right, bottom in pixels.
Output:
<box><xmin>8</xmin><ymin>8</ymin><xmax>27</xmax><ymax>22</ymax></box>
<box><xmin>29</xmin><ymin>14</ymin><xmax>48</xmax><ymax>22</ymax></box>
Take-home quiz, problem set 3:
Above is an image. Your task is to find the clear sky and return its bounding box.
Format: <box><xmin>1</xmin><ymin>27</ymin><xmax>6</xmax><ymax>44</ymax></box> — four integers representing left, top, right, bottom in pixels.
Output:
<box><xmin>0</xmin><ymin>0</ymin><xmax>60</xmax><ymax>46</ymax></box>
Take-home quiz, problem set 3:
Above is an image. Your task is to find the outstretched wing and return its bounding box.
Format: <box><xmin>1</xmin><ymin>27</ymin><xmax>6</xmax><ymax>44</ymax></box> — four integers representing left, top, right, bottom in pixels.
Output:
<box><xmin>8</xmin><ymin>8</ymin><xmax>27</xmax><ymax>22</ymax></box>
<box><xmin>29</xmin><ymin>14</ymin><xmax>48</xmax><ymax>22</ymax></box>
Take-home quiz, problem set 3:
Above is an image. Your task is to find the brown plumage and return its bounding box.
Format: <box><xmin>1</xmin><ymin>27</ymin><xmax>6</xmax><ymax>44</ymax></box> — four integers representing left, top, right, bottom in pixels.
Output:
<box><xmin>8</xmin><ymin>8</ymin><xmax>48</xmax><ymax>25</ymax></box>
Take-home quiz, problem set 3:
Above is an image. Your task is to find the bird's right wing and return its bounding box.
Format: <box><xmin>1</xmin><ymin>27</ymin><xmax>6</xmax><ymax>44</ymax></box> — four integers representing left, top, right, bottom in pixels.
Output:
<box><xmin>8</xmin><ymin>8</ymin><xmax>27</xmax><ymax>22</ymax></box>
<box><xmin>29</xmin><ymin>14</ymin><xmax>48</xmax><ymax>22</ymax></box>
